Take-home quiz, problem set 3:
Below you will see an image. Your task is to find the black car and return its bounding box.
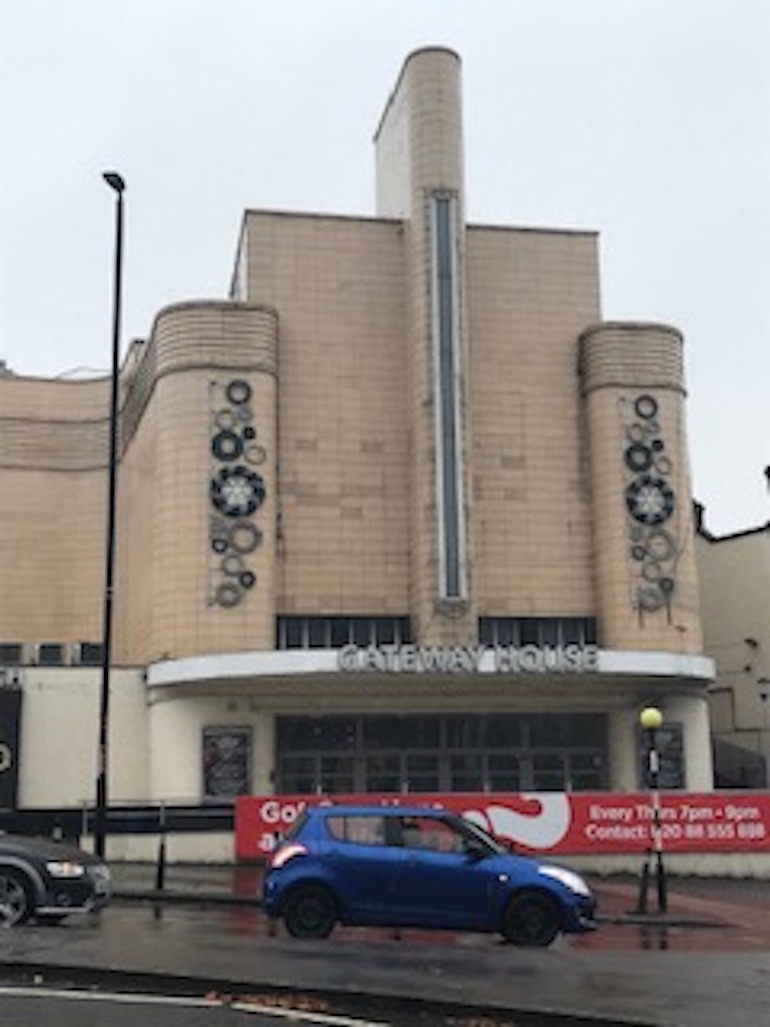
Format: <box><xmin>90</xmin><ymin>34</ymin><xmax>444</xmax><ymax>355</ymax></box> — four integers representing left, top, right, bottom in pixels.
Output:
<box><xmin>0</xmin><ymin>833</ymin><xmax>111</xmax><ymax>926</ymax></box>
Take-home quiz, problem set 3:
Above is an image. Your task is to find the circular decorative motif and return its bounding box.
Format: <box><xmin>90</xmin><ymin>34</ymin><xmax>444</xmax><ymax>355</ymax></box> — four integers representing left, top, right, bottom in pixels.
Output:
<box><xmin>624</xmin><ymin>443</ymin><xmax>653</xmax><ymax>473</ymax></box>
<box><xmin>659</xmin><ymin>577</ymin><xmax>675</xmax><ymax>596</ymax></box>
<box><xmin>229</xmin><ymin>519</ymin><xmax>263</xmax><ymax>554</ymax></box>
<box><xmin>651</xmin><ymin>438</ymin><xmax>665</xmax><ymax>453</ymax></box>
<box><xmin>634</xmin><ymin>395</ymin><xmax>658</xmax><ymax>420</ymax></box>
<box><xmin>226</xmin><ymin>379</ymin><xmax>252</xmax><ymax>405</ymax></box>
<box><xmin>637</xmin><ymin>584</ymin><xmax>665</xmax><ymax>612</ymax></box>
<box><xmin>211</xmin><ymin>430</ymin><xmax>244</xmax><ymax>462</ymax></box>
<box><xmin>627</xmin><ymin>424</ymin><xmax>647</xmax><ymax>444</ymax></box>
<box><xmin>222</xmin><ymin>553</ymin><xmax>245</xmax><ymax>577</ymax></box>
<box><xmin>625</xmin><ymin>475</ymin><xmax>676</xmax><ymax>525</ymax></box>
<box><xmin>210</xmin><ymin>465</ymin><xmax>266</xmax><ymax>517</ymax></box>
<box><xmin>646</xmin><ymin>528</ymin><xmax>676</xmax><ymax>562</ymax></box>
<box><xmin>642</xmin><ymin>561</ymin><xmax>663</xmax><ymax>581</ymax></box>
<box><xmin>215</xmin><ymin>582</ymin><xmax>242</xmax><ymax>607</ymax></box>
<box><xmin>214</xmin><ymin>409</ymin><xmax>237</xmax><ymax>431</ymax></box>
<box><xmin>631</xmin><ymin>545</ymin><xmax>647</xmax><ymax>561</ymax></box>
<box><xmin>245</xmin><ymin>444</ymin><xmax>267</xmax><ymax>466</ymax></box>
<box><xmin>654</xmin><ymin>455</ymin><xmax>672</xmax><ymax>476</ymax></box>
<box><xmin>208</xmin><ymin>379</ymin><xmax>264</xmax><ymax>610</ymax></box>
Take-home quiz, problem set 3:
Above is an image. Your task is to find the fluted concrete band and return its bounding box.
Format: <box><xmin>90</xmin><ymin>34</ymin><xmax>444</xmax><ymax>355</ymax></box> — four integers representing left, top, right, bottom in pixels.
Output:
<box><xmin>579</xmin><ymin>321</ymin><xmax>685</xmax><ymax>396</ymax></box>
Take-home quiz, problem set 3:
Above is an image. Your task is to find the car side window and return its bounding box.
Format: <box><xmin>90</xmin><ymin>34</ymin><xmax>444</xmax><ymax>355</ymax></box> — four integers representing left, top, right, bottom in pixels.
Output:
<box><xmin>398</xmin><ymin>816</ymin><xmax>464</xmax><ymax>853</ymax></box>
<box><xmin>326</xmin><ymin>815</ymin><xmax>387</xmax><ymax>846</ymax></box>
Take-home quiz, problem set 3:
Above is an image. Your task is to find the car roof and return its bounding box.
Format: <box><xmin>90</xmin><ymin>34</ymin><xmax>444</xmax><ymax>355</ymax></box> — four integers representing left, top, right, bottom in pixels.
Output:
<box><xmin>312</xmin><ymin>804</ymin><xmax>451</xmax><ymax>818</ymax></box>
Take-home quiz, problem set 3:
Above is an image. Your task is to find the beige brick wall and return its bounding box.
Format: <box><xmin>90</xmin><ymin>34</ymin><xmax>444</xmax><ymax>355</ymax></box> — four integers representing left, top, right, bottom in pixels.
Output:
<box><xmin>244</xmin><ymin>212</ymin><xmax>412</xmax><ymax>617</ymax></box>
<box><xmin>236</xmin><ymin>211</ymin><xmax>603</xmax><ymax>640</ymax></box>
<box><xmin>0</xmin><ymin>376</ymin><xmax>109</xmax><ymax>645</ymax></box>
<box><xmin>468</xmin><ymin>227</ymin><xmax>601</xmax><ymax>616</ymax></box>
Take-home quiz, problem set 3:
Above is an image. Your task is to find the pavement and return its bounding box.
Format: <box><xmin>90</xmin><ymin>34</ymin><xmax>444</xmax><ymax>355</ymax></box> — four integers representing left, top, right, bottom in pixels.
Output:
<box><xmin>1</xmin><ymin>862</ymin><xmax>768</xmax><ymax>1027</ymax></box>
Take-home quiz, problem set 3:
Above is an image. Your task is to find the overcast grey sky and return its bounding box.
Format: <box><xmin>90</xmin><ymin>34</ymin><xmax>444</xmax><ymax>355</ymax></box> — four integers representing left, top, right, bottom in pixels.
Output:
<box><xmin>1</xmin><ymin>0</ymin><xmax>768</xmax><ymax>535</ymax></box>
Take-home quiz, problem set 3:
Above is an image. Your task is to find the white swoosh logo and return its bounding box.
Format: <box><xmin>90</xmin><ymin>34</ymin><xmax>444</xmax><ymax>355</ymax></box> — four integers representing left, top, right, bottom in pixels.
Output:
<box><xmin>463</xmin><ymin>794</ymin><xmax>571</xmax><ymax>850</ymax></box>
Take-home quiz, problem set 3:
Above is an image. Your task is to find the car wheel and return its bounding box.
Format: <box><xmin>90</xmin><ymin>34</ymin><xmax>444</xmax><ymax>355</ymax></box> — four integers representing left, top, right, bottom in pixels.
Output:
<box><xmin>0</xmin><ymin>869</ymin><xmax>34</xmax><ymax>927</ymax></box>
<box><xmin>283</xmin><ymin>884</ymin><xmax>337</xmax><ymax>939</ymax></box>
<box><xmin>501</xmin><ymin>890</ymin><xmax>561</xmax><ymax>947</ymax></box>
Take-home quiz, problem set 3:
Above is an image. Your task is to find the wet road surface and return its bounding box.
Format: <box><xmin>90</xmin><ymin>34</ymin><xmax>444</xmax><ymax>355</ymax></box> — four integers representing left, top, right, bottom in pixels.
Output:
<box><xmin>0</xmin><ymin>871</ymin><xmax>768</xmax><ymax>1026</ymax></box>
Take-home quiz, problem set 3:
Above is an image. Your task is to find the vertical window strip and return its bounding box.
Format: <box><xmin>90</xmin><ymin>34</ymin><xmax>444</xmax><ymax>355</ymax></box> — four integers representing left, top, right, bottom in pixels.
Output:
<box><xmin>431</xmin><ymin>194</ymin><xmax>465</xmax><ymax>599</ymax></box>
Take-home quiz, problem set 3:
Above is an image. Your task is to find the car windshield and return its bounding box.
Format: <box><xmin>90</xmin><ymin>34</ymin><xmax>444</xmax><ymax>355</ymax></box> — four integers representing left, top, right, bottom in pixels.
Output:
<box><xmin>279</xmin><ymin>809</ymin><xmax>309</xmax><ymax>841</ymax></box>
<box><xmin>454</xmin><ymin>814</ymin><xmax>508</xmax><ymax>855</ymax></box>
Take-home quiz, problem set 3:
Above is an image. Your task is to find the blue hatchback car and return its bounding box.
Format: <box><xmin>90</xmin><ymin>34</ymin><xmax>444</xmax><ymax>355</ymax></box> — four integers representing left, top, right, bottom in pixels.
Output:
<box><xmin>263</xmin><ymin>804</ymin><xmax>597</xmax><ymax>946</ymax></box>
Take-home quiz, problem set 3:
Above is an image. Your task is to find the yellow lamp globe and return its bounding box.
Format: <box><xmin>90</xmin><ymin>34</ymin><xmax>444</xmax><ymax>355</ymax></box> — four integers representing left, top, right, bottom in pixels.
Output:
<box><xmin>639</xmin><ymin>706</ymin><xmax>664</xmax><ymax>730</ymax></box>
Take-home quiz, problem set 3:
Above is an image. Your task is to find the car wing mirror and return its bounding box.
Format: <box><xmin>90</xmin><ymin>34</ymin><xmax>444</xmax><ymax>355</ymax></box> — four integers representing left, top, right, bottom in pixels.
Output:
<box><xmin>464</xmin><ymin>837</ymin><xmax>488</xmax><ymax>860</ymax></box>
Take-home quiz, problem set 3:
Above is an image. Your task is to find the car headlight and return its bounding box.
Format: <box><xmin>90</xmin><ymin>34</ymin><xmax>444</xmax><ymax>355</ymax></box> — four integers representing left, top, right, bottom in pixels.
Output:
<box><xmin>538</xmin><ymin>865</ymin><xmax>591</xmax><ymax>897</ymax></box>
<box><xmin>45</xmin><ymin>860</ymin><xmax>86</xmax><ymax>879</ymax></box>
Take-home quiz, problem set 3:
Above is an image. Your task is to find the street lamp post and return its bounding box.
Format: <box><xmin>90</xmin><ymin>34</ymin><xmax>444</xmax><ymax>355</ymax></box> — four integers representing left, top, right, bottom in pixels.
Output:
<box><xmin>94</xmin><ymin>171</ymin><xmax>126</xmax><ymax>859</ymax></box>
<box><xmin>635</xmin><ymin>705</ymin><xmax>668</xmax><ymax>914</ymax></box>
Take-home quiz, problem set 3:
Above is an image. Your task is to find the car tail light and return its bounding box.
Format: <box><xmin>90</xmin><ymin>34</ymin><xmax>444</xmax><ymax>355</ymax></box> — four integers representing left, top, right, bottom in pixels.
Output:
<box><xmin>269</xmin><ymin>842</ymin><xmax>308</xmax><ymax>869</ymax></box>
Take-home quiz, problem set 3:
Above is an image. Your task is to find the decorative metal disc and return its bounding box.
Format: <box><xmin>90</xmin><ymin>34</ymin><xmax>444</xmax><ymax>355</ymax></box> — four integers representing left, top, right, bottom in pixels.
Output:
<box><xmin>215</xmin><ymin>582</ymin><xmax>242</xmax><ymax>607</ymax></box>
<box><xmin>245</xmin><ymin>443</ymin><xmax>267</xmax><ymax>466</ymax></box>
<box><xmin>637</xmin><ymin>584</ymin><xmax>664</xmax><ymax>611</ymax></box>
<box><xmin>226</xmin><ymin>379</ymin><xmax>252</xmax><ymax>405</ymax></box>
<box><xmin>229</xmin><ymin>519</ymin><xmax>263</xmax><ymax>554</ymax></box>
<box><xmin>634</xmin><ymin>395</ymin><xmax>658</xmax><ymax>420</ymax></box>
<box><xmin>642</xmin><ymin>561</ymin><xmax>663</xmax><ymax>581</ymax></box>
<box><xmin>627</xmin><ymin>424</ymin><xmax>646</xmax><ymax>443</ymax></box>
<box><xmin>625</xmin><ymin>475</ymin><xmax>676</xmax><ymax>525</ymax></box>
<box><xmin>625</xmin><ymin>443</ymin><xmax>653</xmax><ymax>473</ymax></box>
<box><xmin>645</xmin><ymin>528</ymin><xmax>676</xmax><ymax>562</ymax></box>
<box><xmin>212</xmin><ymin>430</ymin><xmax>244</xmax><ymax>462</ymax></box>
<box><xmin>210</xmin><ymin>465</ymin><xmax>266</xmax><ymax>517</ymax></box>
<box><xmin>214</xmin><ymin>409</ymin><xmax>237</xmax><ymax>431</ymax></box>
<box><xmin>223</xmin><ymin>554</ymin><xmax>245</xmax><ymax>577</ymax></box>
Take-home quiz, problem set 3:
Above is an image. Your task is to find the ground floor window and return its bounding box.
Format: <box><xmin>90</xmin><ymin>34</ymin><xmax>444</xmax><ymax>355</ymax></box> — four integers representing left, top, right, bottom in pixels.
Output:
<box><xmin>275</xmin><ymin>714</ymin><xmax>606</xmax><ymax>794</ymax></box>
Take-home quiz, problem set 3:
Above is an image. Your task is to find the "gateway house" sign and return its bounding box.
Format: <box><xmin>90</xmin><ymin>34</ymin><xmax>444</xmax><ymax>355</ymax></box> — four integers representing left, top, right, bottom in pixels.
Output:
<box><xmin>337</xmin><ymin>644</ymin><xmax>599</xmax><ymax>675</ymax></box>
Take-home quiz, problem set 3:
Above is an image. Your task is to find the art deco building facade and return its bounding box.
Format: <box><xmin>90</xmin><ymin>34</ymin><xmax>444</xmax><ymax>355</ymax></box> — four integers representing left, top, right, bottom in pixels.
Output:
<box><xmin>0</xmin><ymin>49</ymin><xmax>714</xmax><ymax>846</ymax></box>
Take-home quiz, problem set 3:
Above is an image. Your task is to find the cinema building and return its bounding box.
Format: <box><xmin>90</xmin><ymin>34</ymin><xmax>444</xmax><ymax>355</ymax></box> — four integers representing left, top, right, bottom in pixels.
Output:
<box><xmin>0</xmin><ymin>48</ymin><xmax>715</xmax><ymax>854</ymax></box>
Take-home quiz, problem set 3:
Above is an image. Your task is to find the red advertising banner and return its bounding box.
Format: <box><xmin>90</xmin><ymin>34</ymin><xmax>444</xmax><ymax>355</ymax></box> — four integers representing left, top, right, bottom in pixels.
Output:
<box><xmin>235</xmin><ymin>791</ymin><xmax>770</xmax><ymax>861</ymax></box>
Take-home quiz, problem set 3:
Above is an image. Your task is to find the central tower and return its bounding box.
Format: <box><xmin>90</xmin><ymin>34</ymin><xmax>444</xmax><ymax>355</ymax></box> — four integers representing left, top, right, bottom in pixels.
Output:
<box><xmin>374</xmin><ymin>47</ymin><xmax>475</xmax><ymax>643</ymax></box>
